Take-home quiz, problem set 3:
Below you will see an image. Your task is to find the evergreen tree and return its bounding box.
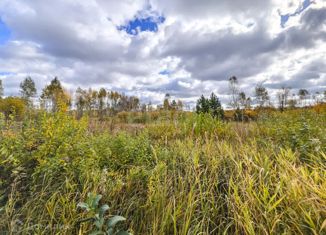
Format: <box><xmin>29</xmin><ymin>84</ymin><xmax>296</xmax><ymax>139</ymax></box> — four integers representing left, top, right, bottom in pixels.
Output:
<box><xmin>196</xmin><ymin>93</ymin><xmax>224</xmax><ymax>120</ymax></box>
<box><xmin>209</xmin><ymin>93</ymin><xmax>224</xmax><ymax>119</ymax></box>
<box><xmin>196</xmin><ymin>95</ymin><xmax>210</xmax><ymax>114</ymax></box>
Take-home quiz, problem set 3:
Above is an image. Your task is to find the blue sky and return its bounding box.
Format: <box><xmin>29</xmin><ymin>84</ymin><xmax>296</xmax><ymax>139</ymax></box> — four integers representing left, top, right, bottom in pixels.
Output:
<box><xmin>159</xmin><ymin>70</ymin><xmax>171</xmax><ymax>76</ymax></box>
<box><xmin>0</xmin><ymin>19</ymin><xmax>11</xmax><ymax>78</ymax></box>
<box><xmin>0</xmin><ymin>72</ymin><xmax>14</xmax><ymax>76</ymax></box>
<box><xmin>280</xmin><ymin>0</ymin><xmax>314</xmax><ymax>27</ymax></box>
<box><xmin>0</xmin><ymin>18</ymin><xmax>10</xmax><ymax>44</ymax></box>
<box><xmin>118</xmin><ymin>15</ymin><xmax>165</xmax><ymax>35</ymax></box>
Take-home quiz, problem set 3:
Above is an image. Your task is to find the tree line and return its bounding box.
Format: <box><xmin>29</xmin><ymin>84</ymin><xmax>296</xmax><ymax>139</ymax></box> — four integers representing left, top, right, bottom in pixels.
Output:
<box><xmin>0</xmin><ymin>76</ymin><xmax>325</xmax><ymax>120</ymax></box>
<box><xmin>195</xmin><ymin>76</ymin><xmax>326</xmax><ymax>120</ymax></box>
<box><xmin>0</xmin><ymin>77</ymin><xmax>184</xmax><ymax>119</ymax></box>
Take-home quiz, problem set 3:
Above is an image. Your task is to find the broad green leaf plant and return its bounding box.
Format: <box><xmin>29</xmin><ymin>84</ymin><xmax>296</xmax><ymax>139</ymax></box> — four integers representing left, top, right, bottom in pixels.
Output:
<box><xmin>77</xmin><ymin>193</ymin><xmax>131</xmax><ymax>235</ymax></box>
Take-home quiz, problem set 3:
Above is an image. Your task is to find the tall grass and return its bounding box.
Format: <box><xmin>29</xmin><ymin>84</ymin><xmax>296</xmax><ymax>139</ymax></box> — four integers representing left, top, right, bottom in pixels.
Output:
<box><xmin>0</xmin><ymin>109</ymin><xmax>325</xmax><ymax>234</ymax></box>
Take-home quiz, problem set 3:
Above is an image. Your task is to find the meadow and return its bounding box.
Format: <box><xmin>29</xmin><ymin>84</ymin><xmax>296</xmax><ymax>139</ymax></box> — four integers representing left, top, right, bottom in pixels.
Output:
<box><xmin>0</xmin><ymin>106</ymin><xmax>325</xmax><ymax>234</ymax></box>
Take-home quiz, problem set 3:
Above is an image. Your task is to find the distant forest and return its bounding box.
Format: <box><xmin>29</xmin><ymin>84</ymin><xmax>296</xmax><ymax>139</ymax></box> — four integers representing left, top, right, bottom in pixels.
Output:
<box><xmin>0</xmin><ymin>76</ymin><xmax>325</xmax><ymax>120</ymax></box>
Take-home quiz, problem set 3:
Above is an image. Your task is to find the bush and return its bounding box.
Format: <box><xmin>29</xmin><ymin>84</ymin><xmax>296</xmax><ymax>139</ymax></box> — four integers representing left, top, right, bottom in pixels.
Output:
<box><xmin>0</xmin><ymin>97</ymin><xmax>26</xmax><ymax>120</ymax></box>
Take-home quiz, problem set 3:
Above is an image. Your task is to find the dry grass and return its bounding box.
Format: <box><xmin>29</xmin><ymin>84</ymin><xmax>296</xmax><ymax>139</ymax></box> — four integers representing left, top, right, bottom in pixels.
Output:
<box><xmin>0</xmin><ymin>109</ymin><xmax>325</xmax><ymax>234</ymax></box>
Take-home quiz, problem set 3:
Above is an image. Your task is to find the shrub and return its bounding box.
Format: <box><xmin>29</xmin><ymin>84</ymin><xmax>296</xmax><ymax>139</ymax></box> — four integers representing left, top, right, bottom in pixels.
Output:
<box><xmin>0</xmin><ymin>107</ymin><xmax>325</xmax><ymax>234</ymax></box>
<box><xmin>0</xmin><ymin>97</ymin><xmax>26</xmax><ymax>120</ymax></box>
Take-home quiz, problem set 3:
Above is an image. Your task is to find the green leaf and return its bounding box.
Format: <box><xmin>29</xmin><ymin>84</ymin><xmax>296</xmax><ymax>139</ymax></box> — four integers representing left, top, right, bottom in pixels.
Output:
<box><xmin>77</xmin><ymin>202</ymin><xmax>89</xmax><ymax>211</ymax></box>
<box><xmin>86</xmin><ymin>193</ymin><xmax>102</xmax><ymax>209</ymax></box>
<box><xmin>107</xmin><ymin>215</ymin><xmax>126</xmax><ymax>228</ymax></box>
<box><xmin>99</xmin><ymin>204</ymin><xmax>110</xmax><ymax>216</ymax></box>
<box><xmin>106</xmin><ymin>228</ymin><xmax>114</xmax><ymax>235</ymax></box>
<box><xmin>94</xmin><ymin>194</ymin><xmax>102</xmax><ymax>205</ymax></box>
<box><xmin>94</xmin><ymin>217</ymin><xmax>104</xmax><ymax>229</ymax></box>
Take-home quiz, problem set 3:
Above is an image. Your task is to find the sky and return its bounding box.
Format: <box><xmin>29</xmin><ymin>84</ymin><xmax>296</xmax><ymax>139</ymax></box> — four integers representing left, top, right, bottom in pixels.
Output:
<box><xmin>0</xmin><ymin>0</ymin><xmax>325</xmax><ymax>106</ymax></box>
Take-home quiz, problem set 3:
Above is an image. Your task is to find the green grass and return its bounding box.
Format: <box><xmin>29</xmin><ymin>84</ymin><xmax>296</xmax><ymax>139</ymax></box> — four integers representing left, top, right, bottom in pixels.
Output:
<box><xmin>0</xmin><ymin>109</ymin><xmax>325</xmax><ymax>234</ymax></box>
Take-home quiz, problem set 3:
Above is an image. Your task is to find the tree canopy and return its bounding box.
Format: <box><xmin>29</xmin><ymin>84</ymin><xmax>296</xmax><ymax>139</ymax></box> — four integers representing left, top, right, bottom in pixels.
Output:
<box><xmin>20</xmin><ymin>76</ymin><xmax>37</xmax><ymax>103</ymax></box>
<box><xmin>41</xmin><ymin>77</ymin><xmax>71</xmax><ymax>112</ymax></box>
<box><xmin>196</xmin><ymin>93</ymin><xmax>224</xmax><ymax>119</ymax></box>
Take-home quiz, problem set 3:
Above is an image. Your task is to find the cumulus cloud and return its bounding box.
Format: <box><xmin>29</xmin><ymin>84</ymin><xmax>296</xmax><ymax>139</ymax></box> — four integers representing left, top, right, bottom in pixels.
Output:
<box><xmin>0</xmin><ymin>0</ymin><xmax>325</xmax><ymax>105</ymax></box>
<box><xmin>151</xmin><ymin>0</ymin><xmax>273</xmax><ymax>19</ymax></box>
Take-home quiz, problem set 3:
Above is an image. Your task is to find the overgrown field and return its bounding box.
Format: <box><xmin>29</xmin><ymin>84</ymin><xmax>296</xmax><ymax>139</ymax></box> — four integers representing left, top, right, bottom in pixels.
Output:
<box><xmin>0</xmin><ymin>108</ymin><xmax>325</xmax><ymax>234</ymax></box>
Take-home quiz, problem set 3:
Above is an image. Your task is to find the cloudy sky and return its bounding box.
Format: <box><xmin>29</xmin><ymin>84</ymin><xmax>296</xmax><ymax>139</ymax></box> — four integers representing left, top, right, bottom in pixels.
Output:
<box><xmin>0</xmin><ymin>0</ymin><xmax>325</xmax><ymax>106</ymax></box>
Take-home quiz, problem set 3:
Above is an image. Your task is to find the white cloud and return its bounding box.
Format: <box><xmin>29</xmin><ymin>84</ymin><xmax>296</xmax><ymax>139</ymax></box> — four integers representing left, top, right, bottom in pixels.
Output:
<box><xmin>0</xmin><ymin>0</ymin><xmax>325</xmax><ymax>105</ymax></box>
